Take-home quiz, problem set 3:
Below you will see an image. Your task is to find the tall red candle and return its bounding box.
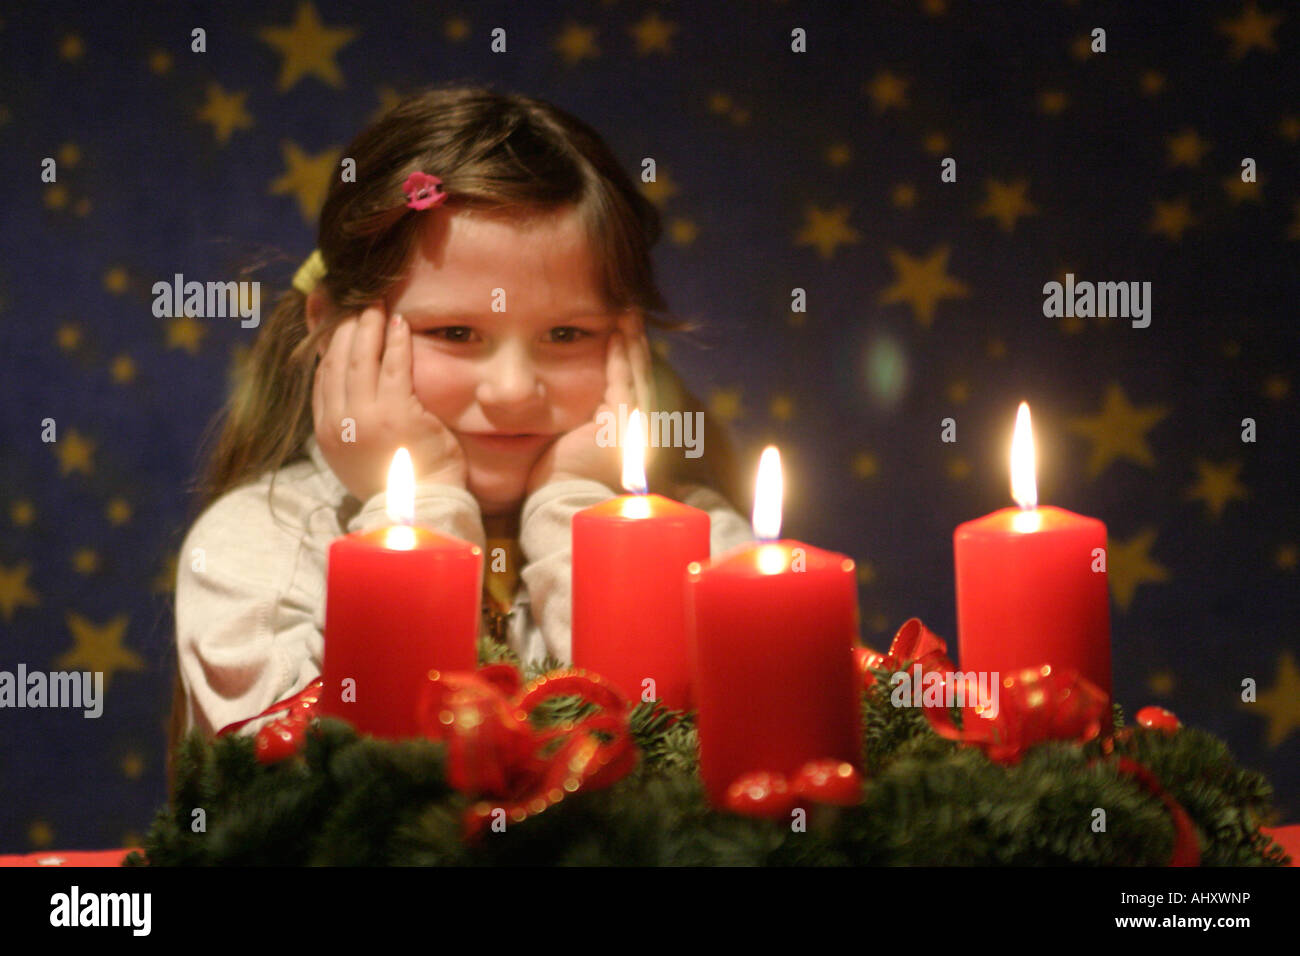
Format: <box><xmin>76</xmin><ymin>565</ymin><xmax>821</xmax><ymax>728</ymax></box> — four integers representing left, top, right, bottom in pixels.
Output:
<box><xmin>953</xmin><ymin>404</ymin><xmax>1112</xmax><ymax>721</ymax></box>
<box><xmin>686</xmin><ymin>447</ymin><xmax>861</xmax><ymax>807</ymax></box>
<box><xmin>573</xmin><ymin>410</ymin><xmax>710</xmax><ymax>710</ymax></box>
<box><xmin>318</xmin><ymin>449</ymin><xmax>482</xmax><ymax>738</ymax></box>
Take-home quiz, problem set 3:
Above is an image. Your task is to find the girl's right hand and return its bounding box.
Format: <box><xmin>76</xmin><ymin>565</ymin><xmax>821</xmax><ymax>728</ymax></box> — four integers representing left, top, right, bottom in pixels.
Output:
<box><xmin>312</xmin><ymin>303</ymin><xmax>468</xmax><ymax>503</ymax></box>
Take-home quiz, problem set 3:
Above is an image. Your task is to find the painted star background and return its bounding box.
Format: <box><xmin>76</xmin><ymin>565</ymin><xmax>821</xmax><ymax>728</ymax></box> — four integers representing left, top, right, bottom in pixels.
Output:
<box><xmin>0</xmin><ymin>0</ymin><xmax>1297</xmax><ymax>850</ymax></box>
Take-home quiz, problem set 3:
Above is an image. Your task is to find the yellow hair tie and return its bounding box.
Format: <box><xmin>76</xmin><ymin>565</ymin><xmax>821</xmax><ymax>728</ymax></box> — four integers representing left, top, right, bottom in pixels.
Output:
<box><xmin>292</xmin><ymin>249</ymin><xmax>327</xmax><ymax>295</ymax></box>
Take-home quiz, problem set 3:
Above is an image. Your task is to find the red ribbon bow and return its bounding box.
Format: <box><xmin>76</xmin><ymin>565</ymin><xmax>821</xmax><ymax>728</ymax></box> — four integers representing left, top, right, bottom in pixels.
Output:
<box><xmin>416</xmin><ymin>664</ymin><xmax>638</xmax><ymax>839</ymax></box>
<box><xmin>217</xmin><ymin>678</ymin><xmax>324</xmax><ymax>763</ymax></box>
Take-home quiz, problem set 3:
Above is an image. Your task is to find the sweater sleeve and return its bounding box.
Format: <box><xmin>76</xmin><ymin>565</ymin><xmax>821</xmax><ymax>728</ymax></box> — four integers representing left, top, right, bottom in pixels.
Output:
<box><xmin>176</xmin><ymin>478</ymin><xmax>485</xmax><ymax>738</ymax></box>
<box><xmin>516</xmin><ymin>478</ymin><xmax>619</xmax><ymax>664</ymax></box>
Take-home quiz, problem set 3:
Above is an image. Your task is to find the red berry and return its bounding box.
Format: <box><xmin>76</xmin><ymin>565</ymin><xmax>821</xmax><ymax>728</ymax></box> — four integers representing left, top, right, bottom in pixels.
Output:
<box><xmin>724</xmin><ymin>771</ymin><xmax>796</xmax><ymax>820</ymax></box>
<box><xmin>791</xmin><ymin>760</ymin><xmax>862</xmax><ymax>806</ymax></box>
<box><xmin>1135</xmin><ymin>706</ymin><xmax>1180</xmax><ymax>733</ymax></box>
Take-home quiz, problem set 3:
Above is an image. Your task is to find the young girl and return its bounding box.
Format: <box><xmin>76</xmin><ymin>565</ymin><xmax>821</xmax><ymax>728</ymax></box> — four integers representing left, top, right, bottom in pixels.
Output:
<box><xmin>172</xmin><ymin>85</ymin><xmax>755</xmax><ymax>744</ymax></box>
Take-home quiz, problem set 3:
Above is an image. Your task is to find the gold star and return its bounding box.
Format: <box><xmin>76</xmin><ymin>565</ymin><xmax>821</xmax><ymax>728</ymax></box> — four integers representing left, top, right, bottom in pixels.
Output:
<box><xmin>373</xmin><ymin>85</ymin><xmax>404</xmax><ymax>120</ymax></box>
<box><xmin>44</xmin><ymin>184</ymin><xmax>68</xmax><ymax>210</ymax></box>
<box><xmin>269</xmin><ymin>140</ymin><xmax>341</xmax><ymax>222</ymax></box>
<box><xmin>922</xmin><ymin>0</ymin><xmax>947</xmax><ymax>16</ymax></box>
<box><xmin>121</xmin><ymin>752</ymin><xmax>145</xmax><ymax>779</ymax></box>
<box><xmin>1148</xmin><ymin>670</ymin><xmax>1176</xmax><ymax>696</ymax></box>
<box><xmin>103</xmin><ymin>266</ymin><xmax>129</xmax><ymax>294</ymax></box>
<box><xmin>197</xmin><ymin>83</ymin><xmax>253</xmax><ymax>146</ymax></box>
<box><xmin>986</xmin><ymin>338</ymin><xmax>1006</xmax><ymax>359</ymax></box>
<box><xmin>1068</xmin><ymin>383</ymin><xmax>1169</xmax><ymax>477</ymax></box>
<box><xmin>1223</xmin><ymin>172</ymin><xmax>1263</xmax><ymax>203</ymax></box>
<box><xmin>54</xmin><ymin>612</ymin><xmax>143</xmax><ymax>691</ymax></box>
<box><xmin>1218</xmin><ymin>1</ymin><xmax>1284</xmax><ymax>59</ymax></box>
<box><xmin>629</xmin><ymin>11</ymin><xmax>676</xmax><ymax>55</ymax></box>
<box><xmin>769</xmin><ymin>394</ymin><xmax>794</xmax><ymax>422</ymax></box>
<box><xmin>863</xmin><ymin>70</ymin><xmax>908</xmax><ymax>112</ymax></box>
<box><xmin>148</xmin><ymin>49</ymin><xmax>173</xmax><ymax>75</ymax></box>
<box><xmin>869</xmin><ymin>612</ymin><xmax>890</xmax><ymax>634</ymax></box>
<box><xmin>922</xmin><ymin>131</ymin><xmax>948</xmax><ymax>155</ymax></box>
<box><xmin>1185</xmin><ymin>459</ymin><xmax>1248</xmax><ymax>519</ymax></box>
<box><xmin>165</xmin><ymin>315</ymin><xmax>207</xmax><ymax>355</ymax></box>
<box><xmin>1263</xmin><ymin>375</ymin><xmax>1289</xmax><ymax>400</ymax></box>
<box><xmin>709</xmin><ymin>388</ymin><xmax>742</xmax><ymax>423</ymax></box>
<box><xmin>106</xmin><ymin>497</ymin><xmax>132</xmax><ymax>526</ymax></box>
<box><xmin>977</xmin><ymin>178</ymin><xmax>1039</xmax><ymax>233</ymax></box>
<box><xmin>1278</xmin><ymin>116</ymin><xmax>1300</xmax><ymax>142</ymax></box>
<box><xmin>554</xmin><ymin>22</ymin><xmax>599</xmax><ymax>65</ymax></box>
<box><xmin>826</xmin><ymin>143</ymin><xmax>852</xmax><ymax>167</ymax></box>
<box><xmin>28</xmin><ymin>821</ymin><xmax>54</xmax><ymax>849</ymax></box>
<box><xmin>729</xmin><ymin>108</ymin><xmax>750</xmax><ymax>127</ymax></box>
<box><xmin>1246</xmin><ymin>652</ymin><xmax>1300</xmax><ymax>747</ymax></box>
<box><xmin>639</xmin><ymin>169</ymin><xmax>679</xmax><ymax>207</ymax></box>
<box><xmin>72</xmin><ymin>548</ymin><xmax>100</xmax><ymax>574</ymax></box>
<box><xmin>1139</xmin><ymin>70</ymin><xmax>1166</xmax><ymax>96</ymax></box>
<box><xmin>947</xmin><ymin>456</ymin><xmax>971</xmax><ymax>481</ymax></box>
<box><xmin>892</xmin><ymin>183</ymin><xmax>916</xmax><ymax>208</ymax></box>
<box><xmin>1069</xmin><ymin>34</ymin><xmax>1093</xmax><ymax>61</ymax></box>
<box><xmin>796</xmin><ymin>205</ymin><xmax>861</xmax><ymax>260</ymax></box>
<box><xmin>0</xmin><ymin>562</ymin><xmax>40</xmax><ymax>623</ymax></box>
<box><xmin>857</xmin><ymin>562</ymin><xmax>876</xmax><ymax>585</ymax></box>
<box><xmin>55</xmin><ymin>428</ymin><xmax>96</xmax><ymax>476</ymax></box>
<box><xmin>707</xmin><ymin>92</ymin><xmax>732</xmax><ymax>114</ymax></box>
<box><xmin>444</xmin><ymin>17</ymin><xmax>470</xmax><ymax>42</ymax></box>
<box><xmin>852</xmin><ymin>452</ymin><xmax>879</xmax><ymax>478</ymax></box>
<box><xmin>1166</xmin><ymin>128</ymin><xmax>1211</xmax><ymax>168</ymax></box>
<box><xmin>59</xmin><ymin>34</ymin><xmax>84</xmax><ymax>61</ymax></box>
<box><xmin>1275</xmin><ymin>543</ymin><xmax>1298</xmax><ymax>570</ymax></box>
<box><xmin>152</xmin><ymin>553</ymin><xmax>179</xmax><ymax>595</ymax></box>
<box><xmin>878</xmin><ymin>244</ymin><xmax>970</xmax><ymax>329</ymax></box>
<box><xmin>1060</xmin><ymin>314</ymin><xmax>1086</xmax><ymax>335</ymax></box>
<box><xmin>56</xmin><ymin>323</ymin><xmax>82</xmax><ymax>351</ymax></box>
<box><xmin>1107</xmin><ymin>528</ymin><xmax>1171</xmax><ymax>612</ymax></box>
<box><xmin>1149</xmin><ymin>198</ymin><xmax>1196</xmax><ymax>242</ymax></box>
<box><xmin>1038</xmin><ymin>90</ymin><xmax>1069</xmax><ymax>115</ymax></box>
<box><xmin>11</xmin><ymin>500</ymin><xmax>36</xmax><ymax>527</ymax></box>
<box><xmin>57</xmin><ymin>143</ymin><xmax>81</xmax><ymax>167</ymax></box>
<box><xmin>74</xmin><ymin>198</ymin><xmax>91</xmax><ymax>217</ymax></box>
<box><xmin>258</xmin><ymin>2</ymin><xmax>356</xmax><ymax>91</ymax></box>
<box><xmin>110</xmin><ymin>354</ymin><xmax>137</xmax><ymax>384</ymax></box>
<box><xmin>946</xmin><ymin>380</ymin><xmax>969</xmax><ymax>404</ymax></box>
<box><xmin>651</xmin><ymin>339</ymin><xmax>670</xmax><ymax>361</ymax></box>
<box><xmin>668</xmin><ymin>218</ymin><xmax>697</xmax><ymax>244</ymax></box>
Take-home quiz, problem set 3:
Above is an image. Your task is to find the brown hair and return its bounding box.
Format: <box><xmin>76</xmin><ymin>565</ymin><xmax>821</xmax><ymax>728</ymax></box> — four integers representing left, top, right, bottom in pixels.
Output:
<box><xmin>168</xmin><ymin>83</ymin><xmax>749</xmax><ymax>775</ymax></box>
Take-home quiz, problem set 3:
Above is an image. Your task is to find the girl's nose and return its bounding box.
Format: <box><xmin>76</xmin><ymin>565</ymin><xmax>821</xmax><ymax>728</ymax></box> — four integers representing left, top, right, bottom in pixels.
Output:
<box><xmin>476</xmin><ymin>342</ymin><xmax>543</xmax><ymax>407</ymax></box>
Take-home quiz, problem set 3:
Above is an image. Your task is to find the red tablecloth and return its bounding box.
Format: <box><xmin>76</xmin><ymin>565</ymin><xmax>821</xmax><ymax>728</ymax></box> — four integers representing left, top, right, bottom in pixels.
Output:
<box><xmin>4</xmin><ymin>826</ymin><xmax>1299</xmax><ymax>866</ymax></box>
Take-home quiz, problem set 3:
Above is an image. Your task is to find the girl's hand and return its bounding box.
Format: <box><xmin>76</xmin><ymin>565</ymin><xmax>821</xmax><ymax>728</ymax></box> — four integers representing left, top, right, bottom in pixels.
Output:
<box><xmin>523</xmin><ymin>312</ymin><xmax>656</xmax><ymax>498</ymax></box>
<box><xmin>312</xmin><ymin>303</ymin><xmax>468</xmax><ymax>503</ymax></box>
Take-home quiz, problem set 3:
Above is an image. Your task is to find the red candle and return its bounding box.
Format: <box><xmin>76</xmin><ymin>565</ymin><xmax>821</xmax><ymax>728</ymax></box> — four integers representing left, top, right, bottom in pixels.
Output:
<box><xmin>573</xmin><ymin>410</ymin><xmax>710</xmax><ymax>710</ymax></box>
<box><xmin>686</xmin><ymin>447</ymin><xmax>861</xmax><ymax>807</ymax></box>
<box><xmin>318</xmin><ymin>449</ymin><xmax>482</xmax><ymax>738</ymax></box>
<box><xmin>953</xmin><ymin>403</ymin><xmax>1112</xmax><ymax>722</ymax></box>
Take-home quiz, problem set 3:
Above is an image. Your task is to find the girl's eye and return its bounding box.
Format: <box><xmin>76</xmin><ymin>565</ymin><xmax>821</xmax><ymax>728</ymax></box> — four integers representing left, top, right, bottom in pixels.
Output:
<box><xmin>547</xmin><ymin>326</ymin><xmax>592</xmax><ymax>344</ymax></box>
<box><xmin>426</xmin><ymin>326</ymin><xmax>475</xmax><ymax>342</ymax></box>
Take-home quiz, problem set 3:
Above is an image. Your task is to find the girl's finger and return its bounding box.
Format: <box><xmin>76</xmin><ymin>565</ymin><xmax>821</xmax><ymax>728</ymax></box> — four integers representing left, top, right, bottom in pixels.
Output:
<box><xmin>377</xmin><ymin>311</ymin><xmax>413</xmax><ymax>408</ymax></box>
<box><xmin>325</xmin><ymin>318</ymin><xmax>357</xmax><ymax>433</ymax></box>
<box><xmin>348</xmin><ymin>303</ymin><xmax>386</xmax><ymax>407</ymax></box>
<box><xmin>604</xmin><ymin>330</ymin><xmax>636</xmax><ymax>412</ymax></box>
<box><xmin>622</xmin><ymin>312</ymin><xmax>653</xmax><ymax>419</ymax></box>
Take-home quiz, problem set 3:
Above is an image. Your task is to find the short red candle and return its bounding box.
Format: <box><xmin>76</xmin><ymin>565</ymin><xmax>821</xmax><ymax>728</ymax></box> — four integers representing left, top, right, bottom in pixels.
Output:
<box><xmin>953</xmin><ymin>505</ymin><xmax>1111</xmax><ymax>705</ymax></box>
<box><xmin>687</xmin><ymin>541</ymin><xmax>861</xmax><ymax>806</ymax></box>
<box><xmin>318</xmin><ymin>452</ymin><xmax>482</xmax><ymax>739</ymax></box>
<box><xmin>953</xmin><ymin>403</ymin><xmax>1112</xmax><ymax>729</ymax></box>
<box><xmin>573</xmin><ymin>493</ymin><xmax>710</xmax><ymax>710</ymax></box>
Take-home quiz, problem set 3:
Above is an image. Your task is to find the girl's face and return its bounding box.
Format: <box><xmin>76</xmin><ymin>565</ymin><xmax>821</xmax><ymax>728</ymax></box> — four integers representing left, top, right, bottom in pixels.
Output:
<box><xmin>385</xmin><ymin>205</ymin><xmax>621</xmax><ymax>517</ymax></box>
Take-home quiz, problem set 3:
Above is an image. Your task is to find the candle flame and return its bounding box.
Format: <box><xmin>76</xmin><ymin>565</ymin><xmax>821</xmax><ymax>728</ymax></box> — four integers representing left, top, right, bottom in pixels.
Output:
<box><xmin>752</xmin><ymin>446</ymin><xmax>783</xmax><ymax>541</ymax></box>
<box><xmin>1010</xmin><ymin>402</ymin><xmax>1037</xmax><ymax>510</ymax></box>
<box><xmin>384</xmin><ymin>448</ymin><xmax>416</xmax><ymax>550</ymax></box>
<box><xmin>621</xmin><ymin>408</ymin><xmax>648</xmax><ymax>496</ymax></box>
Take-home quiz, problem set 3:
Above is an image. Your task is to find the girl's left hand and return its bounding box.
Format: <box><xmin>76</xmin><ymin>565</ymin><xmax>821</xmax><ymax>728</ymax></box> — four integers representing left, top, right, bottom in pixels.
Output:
<box><xmin>524</xmin><ymin>311</ymin><xmax>656</xmax><ymax>497</ymax></box>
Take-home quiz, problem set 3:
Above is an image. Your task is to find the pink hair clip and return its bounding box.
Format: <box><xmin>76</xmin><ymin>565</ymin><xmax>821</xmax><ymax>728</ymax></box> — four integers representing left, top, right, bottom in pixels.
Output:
<box><xmin>403</xmin><ymin>172</ymin><xmax>447</xmax><ymax>210</ymax></box>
